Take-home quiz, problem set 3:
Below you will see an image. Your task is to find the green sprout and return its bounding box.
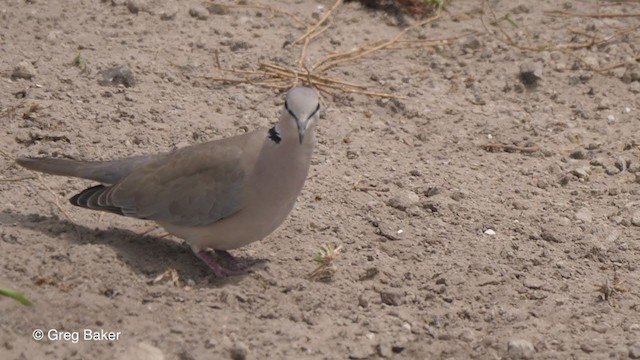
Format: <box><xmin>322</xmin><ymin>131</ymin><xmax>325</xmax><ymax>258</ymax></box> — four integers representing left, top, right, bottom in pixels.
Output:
<box><xmin>0</xmin><ymin>288</ymin><xmax>33</xmax><ymax>306</ymax></box>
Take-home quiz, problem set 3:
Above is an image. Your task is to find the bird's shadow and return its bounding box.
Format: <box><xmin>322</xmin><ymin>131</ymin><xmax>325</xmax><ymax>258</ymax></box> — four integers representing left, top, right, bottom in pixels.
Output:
<box><xmin>1</xmin><ymin>211</ymin><xmax>253</xmax><ymax>287</ymax></box>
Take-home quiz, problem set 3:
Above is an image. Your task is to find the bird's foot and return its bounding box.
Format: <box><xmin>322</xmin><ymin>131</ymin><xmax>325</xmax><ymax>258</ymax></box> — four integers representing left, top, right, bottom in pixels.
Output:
<box><xmin>197</xmin><ymin>249</ymin><xmax>265</xmax><ymax>277</ymax></box>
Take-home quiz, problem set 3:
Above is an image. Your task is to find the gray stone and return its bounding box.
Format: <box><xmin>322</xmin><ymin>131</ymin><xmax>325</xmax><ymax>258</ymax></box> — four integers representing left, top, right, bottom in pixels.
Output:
<box><xmin>117</xmin><ymin>342</ymin><xmax>165</xmax><ymax>360</ymax></box>
<box><xmin>630</xmin><ymin>343</ymin><xmax>640</xmax><ymax>359</ymax></box>
<box><xmin>230</xmin><ymin>341</ymin><xmax>248</xmax><ymax>360</ymax></box>
<box><xmin>523</xmin><ymin>277</ymin><xmax>544</xmax><ymax>290</ymax></box>
<box><xmin>12</xmin><ymin>60</ymin><xmax>36</xmax><ymax>80</ymax></box>
<box><xmin>507</xmin><ymin>339</ymin><xmax>535</xmax><ymax>360</ymax></box>
<box><xmin>631</xmin><ymin>211</ymin><xmax>640</xmax><ymax>227</ymax></box>
<box><xmin>519</xmin><ymin>61</ymin><xmax>543</xmax><ymax>86</ymax></box>
<box><xmin>575</xmin><ymin>207</ymin><xmax>592</xmax><ymax>223</ymax></box>
<box><xmin>571</xmin><ymin>166</ymin><xmax>590</xmax><ymax>179</ymax></box>
<box><xmin>189</xmin><ymin>5</ymin><xmax>209</xmax><ymax>20</ymax></box>
<box><xmin>387</xmin><ymin>190</ymin><xmax>419</xmax><ymax>211</ymax></box>
<box><xmin>380</xmin><ymin>291</ymin><xmax>402</xmax><ymax>306</ymax></box>
<box><xmin>127</xmin><ymin>0</ymin><xmax>141</xmax><ymax>14</ymax></box>
<box><xmin>99</xmin><ymin>65</ymin><xmax>135</xmax><ymax>87</ymax></box>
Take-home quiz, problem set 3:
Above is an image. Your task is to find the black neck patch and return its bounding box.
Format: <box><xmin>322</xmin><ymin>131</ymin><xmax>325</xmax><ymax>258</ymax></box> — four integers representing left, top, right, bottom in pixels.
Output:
<box><xmin>268</xmin><ymin>126</ymin><xmax>281</xmax><ymax>144</ymax></box>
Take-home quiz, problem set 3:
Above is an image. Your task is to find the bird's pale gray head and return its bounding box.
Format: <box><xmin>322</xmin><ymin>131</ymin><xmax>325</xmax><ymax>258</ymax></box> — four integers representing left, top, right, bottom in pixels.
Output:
<box><xmin>283</xmin><ymin>86</ymin><xmax>320</xmax><ymax>144</ymax></box>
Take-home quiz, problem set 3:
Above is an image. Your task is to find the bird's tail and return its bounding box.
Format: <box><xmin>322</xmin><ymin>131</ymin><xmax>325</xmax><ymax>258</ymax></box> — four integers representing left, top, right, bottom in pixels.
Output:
<box><xmin>16</xmin><ymin>156</ymin><xmax>151</xmax><ymax>184</ymax></box>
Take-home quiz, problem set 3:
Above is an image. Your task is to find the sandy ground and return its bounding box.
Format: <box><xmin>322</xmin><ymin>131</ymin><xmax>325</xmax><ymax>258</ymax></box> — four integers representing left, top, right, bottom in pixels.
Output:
<box><xmin>2</xmin><ymin>0</ymin><xmax>640</xmax><ymax>359</ymax></box>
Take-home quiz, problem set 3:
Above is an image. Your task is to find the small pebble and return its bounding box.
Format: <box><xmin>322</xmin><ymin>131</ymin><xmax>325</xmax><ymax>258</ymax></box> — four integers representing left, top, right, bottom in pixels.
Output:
<box><xmin>207</xmin><ymin>4</ymin><xmax>229</xmax><ymax>15</ymax></box>
<box><xmin>523</xmin><ymin>277</ymin><xmax>544</xmax><ymax>290</ymax></box>
<box><xmin>519</xmin><ymin>61</ymin><xmax>543</xmax><ymax>86</ymax></box>
<box><xmin>230</xmin><ymin>341</ymin><xmax>248</xmax><ymax>360</ymax></box>
<box><xmin>569</xmin><ymin>149</ymin><xmax>586</xmax><ymax>160</ymax></box>
<box><xmin>575</xmin><ymin>207</ymin><xmax>592</xmax><ymax>223</ymax></box>
<box><xmin>507</xmin><ymin>339</ymin><xmax>535</xmax><ymax>360</ymax></box>
<box><xmin>12</xmin><ymin>60</ymin><xmax>37</xmax><ymax>80</ymax></box>
<box><xmin>387</xmin><ymin>190</ymin><xmax>419</xmax><ymax>211</ymax></box>
<box><xmin>631</xmin><ymin>211</ymin><xmax>640</xmax><ymax>227</ymax></box>
<box><xmin>630</xmin><ymin>343</ymin><xmax>640</xmax><ymax>359</ymax></box>
<box><xmin>160</xmin><ymin>9</ymin><xmax>177</xmax><ymax>20</ymax></box>
<box><xmin>380</xmin><ymin>291</ymin><xmax>402</xmax><ymax>306</ymax></box>
<box><xmin>484</xmin><ymin>229</ymin><xmax>496</xmax><ymax>236</ymax></box>
<box><xmin>119</xmin><ymin>342</ymin><xmax>165</xmax><ymax>360</ymax></box>
<box><xmin>189</xmin><ymin>5</ymin><xmax>209</xmax><ymax>20</ymax></box>
<box><xmin>98</xmin><ymin>65</ymin><xmax>135</xmax><ymax>87</ymax></box>
<box><xmin>571</xmin><ymin>166</ymin><xmax>590</xmax><ymax>179</ymax></box>
<box><xmin>127</xmin><ymin>0</ymin><xmax>141</xmax><ymax>14</ymax></box>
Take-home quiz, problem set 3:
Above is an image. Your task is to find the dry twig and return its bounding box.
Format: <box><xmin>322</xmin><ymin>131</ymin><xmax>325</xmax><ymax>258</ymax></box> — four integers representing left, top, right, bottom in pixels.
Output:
<box><xmin>0</xmin><ymin>176</ymin><xmax>36</xmax><ymax>182</ymax></box>
<box><xmin>595</xmin><ymin>271</ymin><xmax>625</xmax><ymax>305</ymax></box>
<box><xmin>544</xmin><ymin>10</ymin><xmax>640</xmax><ymax>18</ymax></box>
<box><xmin>481</xmin><ymin>143</ymin><xmax>539</xmax><ymax>154</ymax></box>
<box><xmin>209</xmin><ymin>1</ymin><xmax>455</xmax><ymax>98</ymax></box>
<box><xmin>482</xmin><ymin>0</ymin><xmax>640</xmax><ymax>57</ymax></box>
<box><xmin>294</xmin><ymin>0</ymin><xmax>343</xmax><ymax>45</ymax></box>
<box><xmin>152</xmin><ymin>268</ymin><xmax>182</xmax><ymax>287</ymax></box>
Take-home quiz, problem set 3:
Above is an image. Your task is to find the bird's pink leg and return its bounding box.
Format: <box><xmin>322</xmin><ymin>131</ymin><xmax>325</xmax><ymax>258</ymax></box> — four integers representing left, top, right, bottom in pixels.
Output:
<box><xmin>196</xmin><ymin>250</ymin><xmax>261</xmax><ymax>277</ymax></box>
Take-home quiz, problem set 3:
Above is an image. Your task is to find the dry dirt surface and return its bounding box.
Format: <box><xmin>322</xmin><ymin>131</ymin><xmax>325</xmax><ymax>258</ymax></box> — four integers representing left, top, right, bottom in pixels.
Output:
<box><xmin>2</xmin><ymin>0</ymin><xmax>640</xmax><ymax>359</ymax></box>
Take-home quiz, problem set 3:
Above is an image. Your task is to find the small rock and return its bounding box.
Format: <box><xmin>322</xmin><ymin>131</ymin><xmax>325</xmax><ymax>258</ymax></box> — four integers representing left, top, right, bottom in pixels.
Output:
<box><xmin>12</xmin><ymin>61</ymin><xmax>37</xmax><ymax>80</ymax></box>
<box><xmin>571</xmin><ymin>166</ymin><xmax>590</xmax><ymax>180</ymax></box>
<box><xmin>462</xmin><ymin>37</ymin><xmax>481</xmax><ymax>51</ymax></box>
<box><xmin>484</xmin><ymin>229</ymin><xmax>496</xmax><ymax>236</ymax></box>
<box><xmin>207</xmin><ymin>4</ymin><xmax>229</xmax><ymax>15</ymax></box>
<box><xmin>229</xmin><ymin>41</ymin><xmax>251</xmax><ymax>52</ymax></box>
<box><xmin>127</xmin><ymin>0</ymin><xmax>141</xmax><ymax>14</ymax></box>
<box><xmin>507</xmin><ymin>339</ymin><xmax>535</xmax><ymax>360</ymax></box>
<box><xmin>117</xmin><ymin>342</ymin><xmax>165</xmax><ymax>360</ymax></box>
<box><xmin>540</xmin><ymin>230</ymin><xmax>561</xmax><ymax>243</ymax></box>
<box><xmin>575</xmin><ymin>207</ymin><xmax>592</xmax><ymax>223</ymax></box>
<box><xmin>230</xmin><ymin>342</ymin><xmax>248</xmax><ymax>360</ymax></box>
<box><xmin>189</xmin><ymin>5</ymin><xmax>209</xmax><ymax>20</ymax></box>
<box><xmin>46</xmin><ymin>30</ymin><xmax>63</xmax><ymax>44</ymax></box>
<box><xmin>621</xmin><ymin>64</ymin><xmax>640</xmax><ymax>84</ymax></box>
<box><xmin>424</xmin><ymin>187</ymin><xmax>440</xmax><ymax>197</ymax></box>
<box><xmin>230</xmin><ymin>94</ymin><xmax>249</xmax><ymax>110</ymax></box>
<box><xmin>614</xmin><ymin>158</ymin><xmax>628</xmax><ymax>172</ymax></box>
<box><xmin>605</xmin><ymin>166</ymin><xmax>621</xmax><ymax>176</ymax></box>
<box><xmin>519</xmin><ymin>61</ymin><xmax>543</xmax><ymax>86</ymax></box>
<box><xmin>160</xmin><ymin>8</ymin><xmax>177</xmax><ymax>20</ymax></box>
<box><xmin>459</xmin><ymin>328</ymin><xmax>475</xmax><ymax>343</ymax></box>
<box><xmin>346</xmin><ymin>150</ymin><xmax>359</xmax><ymax>159</ymax></box>
<box><xmin>387</xmin><ymin>190</ymin><xmax>419</xmax><ymax>211</ymax></box>
<box><xmin>380</xmin><ymin>291</ymin><xmax>402</xmax><ymax>306</ymax></box>
<box><xmin>523</xmin><ymin>277</ymin><xmax>544</xmax><ymax>289</ymax></box>
<box><xmin>631</xmin><ymin>211</ymin><xmax>640</xmax><ymax>227</ymax></box>
<box><xmin>511</xmin><ymin>4</ymin><xmax>529</xmax><ymax>14</ymax></box>
<box><xmin>583</xmin><ymin>56</ymin><xmax>599</xmax><ymax>69</ymax></box>
<box><xmin>450</xmin><ymin>190</ymin><xmax>466</xmax><ymax>201</ymax></box>
<box><xmin>374</xmin><ymin>220</ymin><xmax>404</xmax><ymax>241</ymax></box>
<box><xmin>630</xmin><ymin>343</ymin><xmax>640</xmax><ymax>359</ymax></box>
<box><xmin>569</xmin><ymin>149</ymin><xmax>587</xmax><ymax>159</ymax></box>
<box><xmin>580</xmin><ymin>343</ymin><xmax>594</xmax><ymax>353</ymax></box>
<box><xmin>630</xmin><ymin>82</ymin><xmax>640</xmax><ymax>94</ymax></box>
<box><xmin>99</xmin><ymin>65</ymin><xmax>135</xmax><ymax>87</ymax></box>
<box><xmin>358</xmin><ymin>293</ymin><xmax>369</xmax><ymax>308</ymax></box>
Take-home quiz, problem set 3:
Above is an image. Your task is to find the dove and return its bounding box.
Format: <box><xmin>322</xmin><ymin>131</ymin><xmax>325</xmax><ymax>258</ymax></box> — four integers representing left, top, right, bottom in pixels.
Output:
<box><xmin>16</xmin><ymin>86</ymin><xmax>321</xmax><ymax>277</ymax></box>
